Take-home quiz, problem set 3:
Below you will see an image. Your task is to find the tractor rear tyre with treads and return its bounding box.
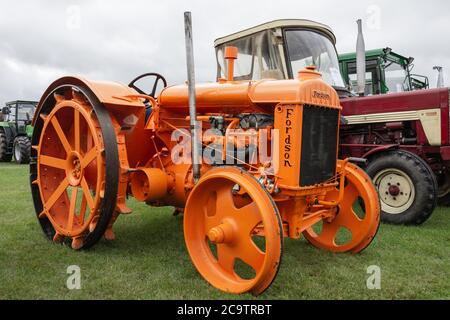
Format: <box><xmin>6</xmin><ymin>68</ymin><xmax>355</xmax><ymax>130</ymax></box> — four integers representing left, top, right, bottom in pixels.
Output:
<box><xmin>0</xmin><ymin>132</ymin><xmax>12</xmax><ymax>162</ymax></box>
<box><xmin>366</xmin><ymin>150</ymin><xmax>437</xmax><ymax>225</ymax></box>
<box><xmin>14</xmin><ymin>136</ymin><xmax>31</xmax><ymax>164</ymax></box>
<box><xmin>437</xmin><ymin>169</ymin><xmax>450</xmax><ymax>206</ymax></box>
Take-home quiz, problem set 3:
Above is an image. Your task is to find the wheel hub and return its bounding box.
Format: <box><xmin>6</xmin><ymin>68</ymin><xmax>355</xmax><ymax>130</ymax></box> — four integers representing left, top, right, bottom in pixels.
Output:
<box><xmin>207</xmin><ymin>221</ymin><xmax>235</xmax><ymax>244</ymax></box>
<box><xmin>66</xmin><ymin>152</ymin><xmax>83</xmax><ymax>186</ymax></box>
<box><xmin>388</xmin><ymin>185</ymin><xmax>400</xmax><ymax>196</ymax></box>
<box><xmin>374</xmin><ymin>169</ymin><xmax>415</xmax><ymax>213</ymax></box>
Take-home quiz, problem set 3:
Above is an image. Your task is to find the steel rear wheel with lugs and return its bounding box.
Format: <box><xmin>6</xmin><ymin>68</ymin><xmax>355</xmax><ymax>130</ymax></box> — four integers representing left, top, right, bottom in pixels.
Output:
<box><xmin>30</xmin><ymin>85</ymin><xmax>119</xmax><ymax>250</ymax></box>
<box><xmin>303</xmin><ymin>162</ymin><xmax>381</xmax><ymax>254</ymax></box>
<box><xmin>184</xmin><ymin>167</ymin><xmax>283</xmax><ymax>296</ymax></box>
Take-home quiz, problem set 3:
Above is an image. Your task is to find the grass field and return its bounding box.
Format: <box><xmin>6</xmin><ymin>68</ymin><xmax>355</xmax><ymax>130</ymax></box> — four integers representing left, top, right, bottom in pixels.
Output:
<box><xmin>0</xmin><ymin>162</ymin><xmax>449</xmax><ymax>300</ymax></box>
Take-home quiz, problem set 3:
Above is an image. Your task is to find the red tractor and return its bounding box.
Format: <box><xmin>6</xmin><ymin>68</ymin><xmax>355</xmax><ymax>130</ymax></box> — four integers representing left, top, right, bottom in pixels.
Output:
<box><xmin>214</xmin><ymin>19</ymin><xmax>446</xmax><ymax>225</ymax></box>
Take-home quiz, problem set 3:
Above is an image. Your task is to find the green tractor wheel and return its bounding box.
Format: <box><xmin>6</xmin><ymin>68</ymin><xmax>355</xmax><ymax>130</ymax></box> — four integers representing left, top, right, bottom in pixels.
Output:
<box><xmin>0</xmin><ymin>131</ymin><xmax>12</xmax><ymax>162</ymax></box>
<box><xmin>13</xmin><ymin>136</ymin><xmax>31</xmax><ymax>164</ymax></box>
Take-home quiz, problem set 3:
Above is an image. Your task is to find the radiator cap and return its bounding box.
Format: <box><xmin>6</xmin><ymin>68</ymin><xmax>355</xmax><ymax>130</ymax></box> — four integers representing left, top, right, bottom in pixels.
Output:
<box><xmin>298</xmin><ymin>65</ymin><xmax>322</xmax><ymax>82</ymax></box>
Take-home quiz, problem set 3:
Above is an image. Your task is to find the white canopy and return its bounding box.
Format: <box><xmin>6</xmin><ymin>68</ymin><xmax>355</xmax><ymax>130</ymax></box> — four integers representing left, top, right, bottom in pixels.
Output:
<box><xmin>214</xmin><ymin>19</ymin><xmax>336</xmax><ymax>47</ymax></box>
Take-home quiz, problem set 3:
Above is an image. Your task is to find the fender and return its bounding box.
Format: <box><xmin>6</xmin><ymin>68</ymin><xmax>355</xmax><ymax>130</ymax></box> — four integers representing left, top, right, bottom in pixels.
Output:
<box><xmin>33</xmin><ymin>76</ymin><xmax>145</xmax><ymax>127</ymax></box>
<box><xmin>32</xmin><ymin>76</ymin><xmax>155</xmax><ymax>168</ymax></box>
<box><xmin>362</xmin><ymin>144</ymin><xmax>398</xmax><ymax>159</ymax></box>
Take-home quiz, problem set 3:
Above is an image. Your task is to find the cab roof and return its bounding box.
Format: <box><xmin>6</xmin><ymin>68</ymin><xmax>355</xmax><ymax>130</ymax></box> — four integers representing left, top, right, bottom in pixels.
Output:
<box><xmin>339</xmin><ymin>48</ymin><xmax>412</xmax><ymax>66</ymax></box>
<box><xmin>6</xmin><ymin>100</ymin><xmax>38</xmax><ymax>105</ymax></box>
<box><xmin>214</xmin><ymin>19</ymin><xmax>336</xmax><ymax>47</ymax></box>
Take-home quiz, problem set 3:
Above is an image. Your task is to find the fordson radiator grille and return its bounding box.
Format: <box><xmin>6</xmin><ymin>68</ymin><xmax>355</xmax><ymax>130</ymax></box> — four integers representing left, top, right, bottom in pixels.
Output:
<box><xmin>299</xmin><ymin>105</ymin><xmax>339</xmax><ymax>187</ymax></box>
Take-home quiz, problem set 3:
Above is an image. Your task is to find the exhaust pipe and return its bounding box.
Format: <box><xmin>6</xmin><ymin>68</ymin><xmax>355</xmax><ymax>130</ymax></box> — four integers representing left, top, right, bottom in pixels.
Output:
<box><xmin>184</xmin><ymin>11</ymin><xmax>201</xmax><ymax>183</ymax></box>
<box><xmin>356</xmin><ymin>19</ymin><xmax>366</xmax><ymax>96</ymax></box>
<box><xmin>433</xmin><ymin>66</ymin><xmax>445</xmax><ymax>88</ymax></box>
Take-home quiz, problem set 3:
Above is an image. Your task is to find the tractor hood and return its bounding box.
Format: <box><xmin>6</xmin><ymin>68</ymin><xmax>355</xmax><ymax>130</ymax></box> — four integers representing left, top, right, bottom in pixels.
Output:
<box><xmin>158</xmin><ymin>68</ymin><xmax>341</xmax><ymax>114</ymax></box>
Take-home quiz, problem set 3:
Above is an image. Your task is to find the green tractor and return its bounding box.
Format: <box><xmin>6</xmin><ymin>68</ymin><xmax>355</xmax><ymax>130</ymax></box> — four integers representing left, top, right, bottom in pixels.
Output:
<box><xmin>0</xmin><ymin>100</ymin><xmax>37</xmax><ymax>164</ymax></box>
<box><xmin>338</xmin><ymin>47</ymin><xmax>429</xmax><ymax>95</ymax></box>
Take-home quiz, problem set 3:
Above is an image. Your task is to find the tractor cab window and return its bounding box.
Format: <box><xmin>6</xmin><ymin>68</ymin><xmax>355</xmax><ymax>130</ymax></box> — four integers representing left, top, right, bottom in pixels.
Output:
<box><xmin>216</xmin><ymin>30</ymin><xmax>285</xmax><ymax>81</ymax></box>
<box><xmin>383</xmin><ymin>61</ymin><xmax>410</xmax><ymax>93</ymax></box>
<box><xmin>6</xmin><ymin>105</ymin><xmax>16</xmax><ymax>122</ymax></box>
<box><xmin>17</xmin><ymin>104</ymin><xmax>36</xmax><ymax>122</ymax></box>
<box><xmin>346</xmin><ymin>59</ymin><xmax>381</xmax><ymax>95</ymax></box>
<box><xmin>348</xmin><ymin>72</ymin><xmax>374</xmax><ymax>95</ymax></box>
<box><xmin>285</xmin><ymin>29</ymin><xmax>345</xmax><ymax>88</ymax></box>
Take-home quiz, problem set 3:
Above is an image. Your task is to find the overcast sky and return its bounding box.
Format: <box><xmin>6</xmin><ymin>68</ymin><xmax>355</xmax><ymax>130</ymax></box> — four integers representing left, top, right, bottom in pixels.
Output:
<box><xmin>0</xmin><ymin>0</ymin><xmax>449</xmax><ymax>106</ymax></box>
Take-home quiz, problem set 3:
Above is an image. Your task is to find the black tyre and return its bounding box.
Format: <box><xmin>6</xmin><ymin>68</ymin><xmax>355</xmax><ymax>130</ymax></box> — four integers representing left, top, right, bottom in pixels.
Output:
<box><xmin>365</xmin><ymin>150</ymin><xmax>437</xmax><ymax>225</ymax></box>
<box><xmin>13</xmin><ymin>136</ymin><xmax>31</xmax><ymax>164</ymax></box>
<box><xmin>0</xmin><ymin>131</ymin><xmax>12</xmax><ymax>162</ymax></box>
<box><xmin>437</xmin><ymin>169</ymin><xmax>450</xmax><ymax>206</ymax></box>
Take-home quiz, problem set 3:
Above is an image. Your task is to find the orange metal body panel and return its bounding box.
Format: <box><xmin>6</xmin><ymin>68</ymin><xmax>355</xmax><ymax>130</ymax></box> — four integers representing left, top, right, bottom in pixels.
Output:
<box><xmin>274</xmin><ymin>104</ymin><xmax>303</xmax><ymax>187</ymax></box>
<box><xmin>158</xmin><ymin>78</ymin><xmax>340</xmax><ymax>112</ymax></box>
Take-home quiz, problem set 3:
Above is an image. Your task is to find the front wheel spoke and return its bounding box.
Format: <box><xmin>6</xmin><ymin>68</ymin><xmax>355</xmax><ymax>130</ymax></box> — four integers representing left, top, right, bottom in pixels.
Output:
<box><xmin>215</xmin><ymin>184</ymin><xmax>236</xmax><ymax>214</ymax></box>
<box><xmin>217</xmin><ymin>244</ymin><xmax>236</xmax><ymax>274</ymax></box>
<box><xmin>342</xmin><ymin>183</ymin><xmax>358</xmax><ymax>208</ymax></box>
<box><xmin>80</xmin><ymin>177</ymin><xmax>95</xmax><ymax>210</ymax></box>
<box><xmin>204</xmin><ymin>214</ymin><xmax>221</xmax><ymax>234</ymax></box>
<box><xmin>319</xmin><ymin>221</ymin><xmax>340</xmax><ymax>245</ymax></box>
<box><xmin>81</xmin><ymin>147</ymin><xmax>98</xmax><ymax>168</ymax></box>
<box><xmin>39</xmin><ymin>155</ymin><xmax>66</xmax><ymax>169</ymax></box>
<box><xmin>51</xmin><ymin>116</ymin><xmax>72</xmax><ymax>154</ymax></box>
<box><xmin>44</xmin><ymin>178</ymin><xmax>69</xmax><ymax>211</ymax></box>
<box><xmin>67</xmin><ymin>187</ymin><xmax>78</xmax><ymax>230</ymax></box>
<box><xmin>237</xmin><ymin>239</ymin><xmax>265</xmax><ymax>272</ymax></box>
<box><xmin>236</xmin><ymin>202</ymin><xmax>261</xmax><ymax>233</ymax></box>
<box><xmin>339</xmin><ymin>208</ymin><xmax>363</xmax><ymax>231</ymax></box>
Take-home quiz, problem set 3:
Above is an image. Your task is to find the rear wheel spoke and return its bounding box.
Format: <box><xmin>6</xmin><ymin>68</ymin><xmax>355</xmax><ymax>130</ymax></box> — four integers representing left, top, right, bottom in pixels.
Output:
<box><xmin>44</xmin><ymin>178</ymin><xmax>69</xmax><ymax>211</ymax></box>
<box><xmin>81</xmin><ymin>147</ymin><xmax>97</xmax><ymax>168</ymax></box>
<box><xmin>80</xmin><ymin>177</ymin><xmax>95</xmax><ymax>210</ymax></box>
<box><xmin>67</xmin><ymin>187</ymin><xmax>78</xmax><ymax>231</ymax></box>
<box><xmin>51</xmin><ymin>116</ymin><xmax>72</xmax><ymax>154</ymax></box>
<box><xmin>78</xmin><ymin>195</ymin><xmax>87</xmax><ymax>225</ymax></box>
<box><xmin>39</xmin><ymin>155</ymin><xmax>66</xmax><ymax>170</ymax></box>
<box><xmin>74</xmin><ymin>109</ymin><xmax>80</xmax><ymax>152</ymax></box>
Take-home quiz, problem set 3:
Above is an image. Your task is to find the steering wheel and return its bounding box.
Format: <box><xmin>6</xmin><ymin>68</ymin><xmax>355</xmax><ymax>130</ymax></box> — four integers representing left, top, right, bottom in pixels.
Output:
<box><xmin>128</xmin><ymin>72</ymin><xmax>168</xmax><ymax>98</ymax></box>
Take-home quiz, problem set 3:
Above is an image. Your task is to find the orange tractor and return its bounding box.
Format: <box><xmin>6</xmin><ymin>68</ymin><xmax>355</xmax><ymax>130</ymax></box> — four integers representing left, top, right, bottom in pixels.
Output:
<box><xmin>30</xmin><ymin>13</ymin><xmax>380</xmax><ymax>295</ymax></box>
